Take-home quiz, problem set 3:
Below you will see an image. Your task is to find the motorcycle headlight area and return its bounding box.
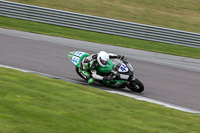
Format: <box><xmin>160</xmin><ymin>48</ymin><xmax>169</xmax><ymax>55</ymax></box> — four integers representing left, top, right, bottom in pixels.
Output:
<box><xmin>120</xmin><ymin>74</ymin><xmax>129</xmax><ymax>80</ymax></box>
<box><xmin>127</xmin><ymin>63</ymin><xmax>134</xmax><ymax>71</ymax></box>
<box><xmin>127</xmin><ymin>63</ymin><xmax>135</xmax><ymax>80</ymax></box>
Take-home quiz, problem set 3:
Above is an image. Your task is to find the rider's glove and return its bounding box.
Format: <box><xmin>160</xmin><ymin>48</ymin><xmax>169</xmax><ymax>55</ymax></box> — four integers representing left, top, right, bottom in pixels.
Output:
<box><xmin>117</xmin><ymin>55</ymin><xmax>125</xmax><ymax>60</ymax></box>
<box><xmin>103</xmin><ymin>75</ymin><xmax>113</xmax><ymax>81</ymax></box>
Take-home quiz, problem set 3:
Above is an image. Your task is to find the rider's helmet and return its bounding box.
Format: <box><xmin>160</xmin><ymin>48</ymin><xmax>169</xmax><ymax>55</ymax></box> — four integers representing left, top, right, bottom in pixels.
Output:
<box><xmin>97</xmin><ymin>51</ymin><xmax>109</xmax><ymax>67</ymax></box>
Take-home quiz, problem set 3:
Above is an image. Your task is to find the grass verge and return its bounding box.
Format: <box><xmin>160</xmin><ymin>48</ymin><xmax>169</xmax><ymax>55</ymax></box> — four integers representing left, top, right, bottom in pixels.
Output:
<box><xmin>7</xmin><ymin>0</ymin><xmax>200</xmax><ymax>33</ymax></box>
<box><xmin>0</xmin><ymin>67</ymin><xmax>200</xmax><ymax>133</ymax></box>
<box><xmin>1</xmin><ymin>16</ymin><xmax>200</xmax><ymax>59</ymax></box>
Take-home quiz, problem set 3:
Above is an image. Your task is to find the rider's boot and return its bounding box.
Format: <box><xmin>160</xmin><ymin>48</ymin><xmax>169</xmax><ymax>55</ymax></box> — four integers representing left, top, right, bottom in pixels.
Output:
<box><xmin>88</xmin><ymin>78</ymin><xmax>94</xmax><ymax>84</ymax></box>
<box><xmin>82</xmin><ymin>70</ymin><xmax>95</xmax><ymax>84</ymax></box>
<box><xmin>80</xmin><ymin>59</ymin><xmax>94</xmax><ymax>84</ymax></box>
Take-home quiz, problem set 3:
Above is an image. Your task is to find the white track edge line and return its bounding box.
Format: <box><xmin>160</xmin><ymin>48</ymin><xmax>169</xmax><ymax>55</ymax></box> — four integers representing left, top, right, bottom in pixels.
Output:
<box><xmin>1</xmin><ymin>64</ymin><xmax>200</xmax><ymax>115</ymax></box>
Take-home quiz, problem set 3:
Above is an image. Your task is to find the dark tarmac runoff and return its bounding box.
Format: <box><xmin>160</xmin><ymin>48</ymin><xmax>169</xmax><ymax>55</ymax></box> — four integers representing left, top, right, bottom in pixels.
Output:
<box><xmin>1</xmin><ymin>28</ymin><xmax>200</xmax><ymax>111</ymax></box>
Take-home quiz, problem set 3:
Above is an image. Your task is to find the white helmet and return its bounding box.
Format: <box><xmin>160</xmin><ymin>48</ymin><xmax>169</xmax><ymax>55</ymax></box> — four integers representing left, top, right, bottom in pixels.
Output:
<box><xmin>97</xmin><ymin>51</ymin><xmax>109</xmax><ymax>67</ymax></box>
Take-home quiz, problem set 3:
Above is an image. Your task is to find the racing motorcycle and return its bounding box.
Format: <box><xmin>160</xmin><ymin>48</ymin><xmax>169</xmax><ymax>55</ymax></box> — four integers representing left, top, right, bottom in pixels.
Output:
<box><xmin>68</xmin><ymin>51</ymin><xmax>144</xmax><ymax>93</ymax></box>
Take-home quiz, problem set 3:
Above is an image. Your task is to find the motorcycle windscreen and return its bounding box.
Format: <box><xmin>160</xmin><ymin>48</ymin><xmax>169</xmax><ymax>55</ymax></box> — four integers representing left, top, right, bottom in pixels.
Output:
<box><xmin>68</xmin><ymin>51</ymin><xmax>90</xmax><ymax>67</ymax></box>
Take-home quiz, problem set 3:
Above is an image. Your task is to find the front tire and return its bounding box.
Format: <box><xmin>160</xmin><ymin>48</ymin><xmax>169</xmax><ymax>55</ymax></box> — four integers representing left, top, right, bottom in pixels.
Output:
<box><xmin>127</xmin><ymin>78</ymin><xmax>144</xmax><ymax>93</ymax></box>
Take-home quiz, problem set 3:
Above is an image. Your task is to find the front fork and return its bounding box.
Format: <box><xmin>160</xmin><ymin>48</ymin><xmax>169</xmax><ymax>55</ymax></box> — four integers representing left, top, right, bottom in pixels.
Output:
<box><xmin>126</xmin><ymin>75</ymin><xmax>136</xmax><ymax>86</ymax></box>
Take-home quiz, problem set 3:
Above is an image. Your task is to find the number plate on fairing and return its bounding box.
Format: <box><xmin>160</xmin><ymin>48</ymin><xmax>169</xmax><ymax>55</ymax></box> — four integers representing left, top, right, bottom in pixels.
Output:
<box><xmin>120</xmin><ymin>74</ymin><xmax>129</xmax><ymax>80</ymax></box>
<box><xmin>74</xmin><ymin>51</ymin><xmax>84</xmax><ymax>57</ymax></box>
<box><xmin>118</xmin><ymin>63</ymin><xmax>129</xmax><ymax>73</ymax></box>
<box><xmin>72</xmin><ymin>56</ymin><xmax>80</xmax><ymax>65</ymax></box>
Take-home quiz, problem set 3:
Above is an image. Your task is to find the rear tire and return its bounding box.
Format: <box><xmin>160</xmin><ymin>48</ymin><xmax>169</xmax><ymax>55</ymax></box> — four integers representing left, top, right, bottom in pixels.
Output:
<box><xmin>75</xmin><ymin>66</ymin><xmax>87</xmax><ymax>80</ymax></box>
<box><xmin>127</xmin><ymin>78</ymin><xmax>144</xmax><ymax>93</ymax></box>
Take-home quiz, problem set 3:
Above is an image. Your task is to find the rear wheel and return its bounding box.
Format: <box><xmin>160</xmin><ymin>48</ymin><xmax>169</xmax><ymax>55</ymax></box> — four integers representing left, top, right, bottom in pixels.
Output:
<box><xmin>127</xmin><ymin>78</ymin><xmax>144</xmax><ymax>93</ymax></box>
<box><xmin>75</xmin><ymin>66</ymin><xmax>87</xmax><ymax>80</ymax></box>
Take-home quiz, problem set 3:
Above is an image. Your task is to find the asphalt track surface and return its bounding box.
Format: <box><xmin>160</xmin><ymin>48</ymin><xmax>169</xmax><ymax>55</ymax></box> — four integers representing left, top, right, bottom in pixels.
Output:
<box><xmin>1</xmin><ymin>28</ymin><xmax>200</xmax><ymax>111</ymax></box>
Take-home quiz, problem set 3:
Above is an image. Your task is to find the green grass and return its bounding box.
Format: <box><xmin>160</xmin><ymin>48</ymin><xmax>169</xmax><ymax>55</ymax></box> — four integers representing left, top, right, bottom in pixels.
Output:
<box><xmin>7</xmin><ymin>0</ymin><xmax>200</xmax><ymax>33</ymax></box>
<box><xmin>0</xmin><ymin>67</ymin><xmax>200</xmax><ymax>133</ymax></box>
<box><xmin>1</xmin><ymin>16</ymin><xmax>200</xmax><ymax>59</ymax></box>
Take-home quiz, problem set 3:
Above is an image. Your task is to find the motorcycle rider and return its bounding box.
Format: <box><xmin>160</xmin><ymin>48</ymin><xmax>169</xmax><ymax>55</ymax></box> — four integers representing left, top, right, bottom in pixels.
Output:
<box><xmin>79</xmin><ymin>51</ymin><xmax>124</xmax><ymax>84</ymax></box>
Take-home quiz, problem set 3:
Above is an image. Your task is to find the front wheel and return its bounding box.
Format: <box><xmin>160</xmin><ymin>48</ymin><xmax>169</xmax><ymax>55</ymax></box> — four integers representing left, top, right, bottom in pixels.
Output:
<box><xmin>127</xmin><ymin>78</ymin><xmax>144</xmax><ymax>93</ymax></box>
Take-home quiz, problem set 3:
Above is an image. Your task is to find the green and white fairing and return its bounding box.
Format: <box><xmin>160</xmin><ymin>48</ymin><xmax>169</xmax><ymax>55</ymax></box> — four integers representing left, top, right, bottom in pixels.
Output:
<box><xmin>68</xmin><ymin>51</ymin><xmax>124</xmax><ymax>87</ymax></box>
<box><xmin>68</xmin><ymin>51</ymin><xmax>90</xmax><ymax>67</ymax></box>
<box><xmin>68</xmin><ymin>51</ymin><xmax>126</xmax><ymax>86</ymax></box>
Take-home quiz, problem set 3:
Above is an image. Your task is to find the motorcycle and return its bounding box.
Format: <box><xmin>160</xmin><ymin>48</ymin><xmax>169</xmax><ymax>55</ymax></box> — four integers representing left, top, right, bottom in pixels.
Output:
<box><xmin>68</xmin><ymin>51</ymin><xmax>144</xmax><ymax>93</ymax></box>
